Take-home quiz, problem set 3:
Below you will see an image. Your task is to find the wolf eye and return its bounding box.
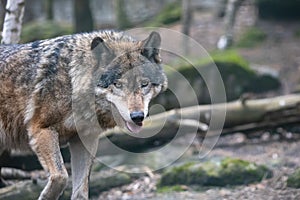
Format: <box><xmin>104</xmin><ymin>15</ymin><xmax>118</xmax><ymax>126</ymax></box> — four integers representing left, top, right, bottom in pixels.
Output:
<box><xmin>114</xmin><ymin>81</ymin><xmax>122</xmax><ymax>88</ymax></box>
<box><xmin>141</xmin><ymin>79</ymin><xmax>149</xmax><ymax>88</ymax></box>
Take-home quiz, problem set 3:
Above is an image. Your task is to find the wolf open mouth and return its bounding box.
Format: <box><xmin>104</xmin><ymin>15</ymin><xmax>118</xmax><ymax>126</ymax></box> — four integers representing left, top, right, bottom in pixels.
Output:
<box><xmin>125</xmin><ymin>121</ymin><xmax>143</xmax><ymax>133</ymax></box>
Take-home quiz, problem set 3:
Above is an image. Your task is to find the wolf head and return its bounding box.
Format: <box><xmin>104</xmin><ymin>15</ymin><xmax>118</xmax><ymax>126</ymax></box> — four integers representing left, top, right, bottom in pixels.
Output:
<box><xmin>92</xmin><ymin>32</ymin><xmax>167</xmax><ymax>133</ymax></box>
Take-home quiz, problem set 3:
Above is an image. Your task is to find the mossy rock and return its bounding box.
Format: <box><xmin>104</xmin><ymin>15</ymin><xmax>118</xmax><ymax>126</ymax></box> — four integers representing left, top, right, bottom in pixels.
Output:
<box><xmin>153</xmin><ymin>51</ymin><xmax>281</xmax><ymax>110</ymax></box>
<box><xmin>157</xmin><ymin>185</ymin><xmax>188</xmax><ymax>193</ymax></box>
<box><xmin>146</xmin><ymin>1</ymin><xmax>181</xmax><ymax>27</ymax></box>
<box><xmin>287</xmin><ymin>168</ymin><xmax>300</xmax><ymax>188</ymax></box>
<box><xmin>21</xmin><ymin>20</ymin><xmax>73</xmax><ymax>43</ymax></box>
<box><xmin>158</xmin><ymin>158</ymin><xmax>273</xmax><ymax>187</ymax></box>
<box><xmin>218</xmin><ymin>158</ymin><xmax>273</xmax><ymax>186</ymax></box>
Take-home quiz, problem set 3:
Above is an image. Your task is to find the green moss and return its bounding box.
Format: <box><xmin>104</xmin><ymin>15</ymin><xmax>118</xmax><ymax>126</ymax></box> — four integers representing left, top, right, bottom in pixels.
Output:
<box><xmin>147</xmin><ymin>2</ymin><xmax>181</xmax><ymax>27</ymax></box>
<box><xmin>157</xmin><ymin>185</ymin><xmax>188</xmax><ymax>193</ymax></box>
<box><xmin>287</xmin><ymin>168</ymin><xmax>300</xmax><ymax>188</ymax></box>
<box><xmin>237</xmin><ymin>27</ymin><xmax>267</xmax><ymax>48</ymax></box>
<box><xmin>219</xmin><ymin>158</ymin><xmax>273</xmax><ymax>185</ymax></box>
<box><xmin>173</xmin><ymin>50</ymin><xmax>251</xmax><ymax>71</ymax></box>
<box><xmin>158</xmin><ymin>162</ymin><xmax>204</xmax><ymax>186</ymax></box>
<box><xmin>158</xmin><ymin>158</ymin><xmax>272</xmax><ymax>187</ymax></box>
<box><xmin>21</xmin><ymin>20</ymin><xmax>73</xmax><ymax>43</ymax></box>
<box><xmin>209</xmin><ymin>50</ymin><xmax>250</xmax><ymax>70</ymax></box>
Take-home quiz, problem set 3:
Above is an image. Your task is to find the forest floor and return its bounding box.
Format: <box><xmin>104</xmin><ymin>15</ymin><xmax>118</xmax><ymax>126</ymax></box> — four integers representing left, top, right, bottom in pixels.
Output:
<box><xmin>96</xmin><ymin>4</ymin><xmax>300</xmax><ymax>200</ymax></box>
<box><xmin>97</xmin><ymin>130</ymin><xmax>300</xmax><ymax>200</ymax></box>
<box><xmin>2</xmin><ymin>3</ymin><xmax>300</xmax><ymax>200</ymax></box>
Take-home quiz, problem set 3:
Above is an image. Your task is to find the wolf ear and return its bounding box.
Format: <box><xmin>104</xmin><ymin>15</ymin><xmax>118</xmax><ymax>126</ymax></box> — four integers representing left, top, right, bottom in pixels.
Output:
<box><xmin>91</xmin><ymin>37</ymin><xmax>114</xmax><ymax>58</ymax></box>
<box><xmin>141</xmin><ymin>31</ymin><xmax>162</xmax><ymax>63</ymax></box>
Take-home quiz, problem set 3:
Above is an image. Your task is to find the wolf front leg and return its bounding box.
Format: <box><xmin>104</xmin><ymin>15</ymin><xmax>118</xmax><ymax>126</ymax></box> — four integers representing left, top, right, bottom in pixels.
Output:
<box><xmin>69</xmin><ymin>134</ymin><xmax>99</xmax><ymax>200</ymax></box>
<box><xmin>28</xmin><ymin>127</ymin><xmax>68</xmax><ymax>200</ymax></box>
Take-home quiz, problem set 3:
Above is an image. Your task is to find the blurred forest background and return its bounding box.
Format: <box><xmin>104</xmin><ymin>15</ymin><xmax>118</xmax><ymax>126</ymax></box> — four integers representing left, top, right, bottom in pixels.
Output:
<box><xmin>1</xmin><ymin>0</ymin><xmax>300</xmax><ymax>199</ymax></box>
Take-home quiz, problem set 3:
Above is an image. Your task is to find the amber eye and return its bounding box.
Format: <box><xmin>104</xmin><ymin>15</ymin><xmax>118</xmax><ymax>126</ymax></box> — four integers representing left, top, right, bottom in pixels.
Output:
<box><xmin>141</xmin><ymin>79</ymin><xmax>149</xmax><ymax>88</ymax></box>
<box><xmin>114</xmin><ymin>81</ymin><xmax>122</xmax><ymax>88</ymax></box>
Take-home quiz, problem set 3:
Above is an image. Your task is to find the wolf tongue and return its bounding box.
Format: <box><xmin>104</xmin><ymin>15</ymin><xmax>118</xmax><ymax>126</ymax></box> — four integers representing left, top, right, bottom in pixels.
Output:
<box><xmin>126</xmin><ymin>122</ymin><xmax>142</xmax><ymax>133</ymax></box>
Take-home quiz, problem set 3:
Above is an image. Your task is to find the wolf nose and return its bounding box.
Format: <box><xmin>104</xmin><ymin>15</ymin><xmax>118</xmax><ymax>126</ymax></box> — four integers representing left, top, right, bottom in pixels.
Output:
<box><xmin>130</xmin><ymin>111</ymin><xmax>144</xmax><ymax>125</ymax></box>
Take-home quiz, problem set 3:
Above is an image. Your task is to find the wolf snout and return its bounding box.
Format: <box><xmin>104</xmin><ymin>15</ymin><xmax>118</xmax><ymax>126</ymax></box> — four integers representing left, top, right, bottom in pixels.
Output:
<box><xmin>130</xmin><ymin>111</ymin><xmax>144</xmax><ymax>125</ymax></box>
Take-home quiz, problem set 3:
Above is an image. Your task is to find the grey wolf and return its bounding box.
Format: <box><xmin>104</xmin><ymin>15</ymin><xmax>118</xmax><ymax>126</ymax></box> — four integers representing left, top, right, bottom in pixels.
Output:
<box><xmin>0</xmin><ymin>30</ymin><xmax>167</xmax><ymax>199</ymax></box>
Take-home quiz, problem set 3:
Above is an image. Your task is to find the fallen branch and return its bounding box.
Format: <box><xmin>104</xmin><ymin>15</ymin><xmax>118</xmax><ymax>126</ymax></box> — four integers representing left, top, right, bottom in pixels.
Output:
<box><xmin>98</xmin><ymin>94</ymin><xmax>300</xmax><ymax>153</ymax></box>
<box><xmin>1</xmin><ymin>168</ymin><xmax>31</xmax><ymax>180</ymax></box>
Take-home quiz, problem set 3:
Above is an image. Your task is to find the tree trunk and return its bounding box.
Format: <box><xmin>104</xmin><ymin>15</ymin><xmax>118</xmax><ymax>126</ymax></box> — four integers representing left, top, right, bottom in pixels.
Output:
<box><xmin>215</xmin><ymin>0</ymin><xmax>228</xmax><ymax>18</ymax></box>
<box><xmin>74</xmin><ymin>0</ymin><xmax>94</xmax><ymax>33</ymax></box>
<box><xmin>114</xmin><ymin>0</ymin><xmax>131</xmax><ymax>29</ymax></box>
<box><xmin>181</xmin><ymin>0</ymin><xmax>192</xmax><ymax>55</ymax></box>
<box><xmin>0</xmin><ymin>0</ymin><xmax>7</xmax><ymax>32</ymax></box>
<box><xmin>181</xmin><ymin>0</ymin><xmax>192</xmax><ymax>36</ymax></box>
<box><xmin>98</xmin><ymin>94</ymin><xmax>300</xmax><ymax>153</ymax></box>
<box><xmin>217</xmin><ymin>0</ymin><xmax>244</xmax><ymax>49</ymax></box>
<box><xmin>45</xmin><ymin>0</ymin><xmax>53</xmax><ymax>20</ymax></box>
<box><xmin>1</xmin><ymin>0</ymin><xmax>25</xmax><ymax>44</ymax></box>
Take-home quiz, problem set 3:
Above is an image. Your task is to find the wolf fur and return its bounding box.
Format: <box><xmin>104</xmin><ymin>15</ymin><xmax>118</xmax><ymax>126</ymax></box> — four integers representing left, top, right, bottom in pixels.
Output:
<box><xmin>0</xmin><ymin>30</ymin><xmax>167</xmax><ymax>199</ymax></box>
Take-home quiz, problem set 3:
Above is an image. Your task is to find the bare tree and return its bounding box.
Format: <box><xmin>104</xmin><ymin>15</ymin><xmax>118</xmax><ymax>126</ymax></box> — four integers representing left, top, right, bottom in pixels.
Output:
<box><xmin>0</xmin><ymin>0</ymin><xmax>7</xmax><ymax>31</ymax></box>
<box><xmin>74</xmin><ymin>0</ymin><xmax>94</xmax><ymax>33</ymax></box>
<box><xmin>114</xmin><ymin>0</ymin><xmax>131</xmax><ymax>29</ymax></box>
<box><xmin>181</xmin><ymin>0</ymin><xmax>192</xmax><ymax>37</ymax></box>
<box><xmin>217</xmin><ymin>0</ymin><xmax>244</xmax><ymax>50</ymax></box>
<box><xmin>1</xmin><ymin>0</ymin><xmax>25</xmax><ymax>44</ymax></box>
<box><xmin>181</xmin><ymin>0</ymin><xmax>192</xmax><ymax>55</ymax></box>
<box><xmin>45</xmin><ymin>0</ymin><xmax>53</xmax><ymax>20</ymax></box>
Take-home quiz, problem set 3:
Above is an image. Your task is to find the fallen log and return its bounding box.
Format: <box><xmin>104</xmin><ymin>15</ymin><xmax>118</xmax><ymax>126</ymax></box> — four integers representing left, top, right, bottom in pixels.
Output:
<box><xmin>1</xmin><ymin>168</ymin><xmax>32</xmax><ymax>180</ymax></box>
<box><xmin>98</xmin><ymin>94</ymin><xmax>300</xmax><ymax>153</ymax></box>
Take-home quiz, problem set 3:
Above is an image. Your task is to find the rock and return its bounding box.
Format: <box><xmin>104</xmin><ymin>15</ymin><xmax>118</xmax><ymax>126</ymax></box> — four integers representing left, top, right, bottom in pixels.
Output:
<box><xmin>158</xmin><ymin>158</ymin><xmax>273</xmax><ymax>187</ymax></box>
<box><xmin>153</xmin><ymin>51</ymin><xmax>281</xmax><ymax>110</ymax></box>
<box><xmin>216</xmin><ymin>158</ymin><xmax>273</xmax><ymax>185</ymax></box>
<box><xmin>287</xmin><ymin>168</ymin><xmax>300</xmax><ymax>188</ymax></box>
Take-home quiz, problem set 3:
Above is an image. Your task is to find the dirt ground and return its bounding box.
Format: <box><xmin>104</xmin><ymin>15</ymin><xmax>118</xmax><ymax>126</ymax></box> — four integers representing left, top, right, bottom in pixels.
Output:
<box><xmin>97</xmin><ymin>3</ymin><xmax>300</xmax><ymax>200</ymax></box>
<box><xmin>97</xmin><ymin>130</ymin><xmax>300</xmax><ymax>200</ymax></box>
